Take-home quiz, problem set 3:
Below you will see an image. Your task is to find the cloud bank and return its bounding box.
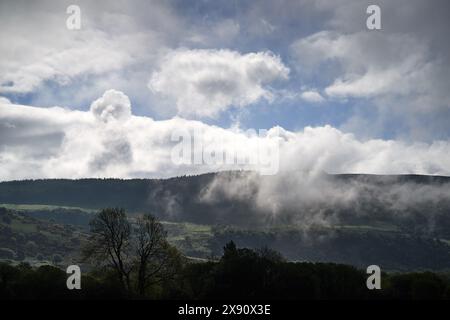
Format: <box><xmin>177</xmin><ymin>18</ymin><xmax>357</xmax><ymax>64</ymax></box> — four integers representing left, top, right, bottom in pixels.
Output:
<box><xmin>1</xmin><ymin>90</ymin><xmax>450</xmax><ymax>181</ymax></box>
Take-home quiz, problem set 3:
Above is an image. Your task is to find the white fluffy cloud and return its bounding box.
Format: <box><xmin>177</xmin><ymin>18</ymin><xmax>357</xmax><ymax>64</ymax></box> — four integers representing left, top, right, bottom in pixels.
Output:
<box><xmin>148</xmin><ymin>49</ymin><xmax>289</xmax><ymax>118</ymax></box>
<box><xmin>1</xmin><ymin>90</ymin><xmax>450</xmax><ymax>181</ymax></box>
<box><xmin>277</xmin><ymin>125</ymin><xmax>450</xmax><ymax>175</ymax></box>
<box><xmin>90</xmin><ymin>89</ymin><xmax>132</xmax><ymax>122</ymax></box>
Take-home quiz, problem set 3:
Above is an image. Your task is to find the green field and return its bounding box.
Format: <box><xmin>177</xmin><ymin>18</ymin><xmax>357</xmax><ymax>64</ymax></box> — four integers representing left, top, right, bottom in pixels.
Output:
<box><xmin>0</xmin><ymin>203</ymin><xmax>95</xmax><ymax>213</ymax></box>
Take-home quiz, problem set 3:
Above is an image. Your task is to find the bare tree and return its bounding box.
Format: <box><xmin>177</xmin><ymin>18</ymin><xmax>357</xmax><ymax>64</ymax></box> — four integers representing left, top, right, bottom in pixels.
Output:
<box><xmin>135</xmin><ymin>214</ymin><xmax>180</xmax><ymax>295</ymax></box>
<box><xmin>83</xmin><ymin>208</ymin><xmax>133</xmax><ymax>292</ymax></box>
<box><xmin>83</xmin><ymin>209</ymin><xmax>182</xmax><ymax>296</ymax></box>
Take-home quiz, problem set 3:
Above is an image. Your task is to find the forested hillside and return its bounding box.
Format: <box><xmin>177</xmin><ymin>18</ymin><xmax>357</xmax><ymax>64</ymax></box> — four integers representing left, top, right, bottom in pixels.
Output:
<box><xmin>1</xmin><ymin>172</ymin><xmax>450</xmax><ymax>271</ymax></box>
<box><xmin>1</xmin><ymin>172</ymin><xmax>450</xmax><ymax>234</ymax></box>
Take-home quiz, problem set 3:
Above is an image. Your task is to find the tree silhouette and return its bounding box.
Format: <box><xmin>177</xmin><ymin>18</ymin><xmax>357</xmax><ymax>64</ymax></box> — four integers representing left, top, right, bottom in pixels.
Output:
<box><xmin>135</xmin><ymin>214</ymin><xmax>181</xmax><ymax>295</ymax></box>
<box><xmin>83</xmin><ymin>208</ymin><xmax>182</xmax><ymax>296</ymax></box>
<box><xmin>83</xmin><ymin>208</ymin><xmax>133</xmax><ymax>291</ymax></box>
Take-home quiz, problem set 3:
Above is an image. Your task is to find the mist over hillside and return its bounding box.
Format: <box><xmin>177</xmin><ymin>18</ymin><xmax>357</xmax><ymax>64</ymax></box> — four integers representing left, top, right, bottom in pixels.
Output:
<box><xmin>1</xmin><ymin>171</ymin><xmax>450</xmax><ymax>236</ymax></box>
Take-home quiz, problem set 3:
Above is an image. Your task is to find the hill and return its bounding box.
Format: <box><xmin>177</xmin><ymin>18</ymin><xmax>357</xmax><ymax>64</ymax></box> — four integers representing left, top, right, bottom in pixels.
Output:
<box><xmin>1</xmin><ymin>172</ymin><xmax>450</xmax><ymax>231</ymax></box>
<box><xmin>1</xmin><ymin>172</ymin><xmax>450</xmax><ymax>271</ymax></box>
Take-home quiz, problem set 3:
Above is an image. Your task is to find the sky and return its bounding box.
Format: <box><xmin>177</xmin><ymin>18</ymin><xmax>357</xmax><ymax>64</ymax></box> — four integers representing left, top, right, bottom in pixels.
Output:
<box><xmin>1</xmin><ymin>0</ymin><xmax>450</xmax><ymax>180</ymax></box>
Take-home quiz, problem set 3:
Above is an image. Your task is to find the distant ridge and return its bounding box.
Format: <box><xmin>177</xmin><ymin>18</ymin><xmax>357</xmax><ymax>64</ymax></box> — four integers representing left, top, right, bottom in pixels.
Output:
<box><xmin>1</xmin><ymin>171</ymin><xmax>449</xmax><ymax>231</ymax></box>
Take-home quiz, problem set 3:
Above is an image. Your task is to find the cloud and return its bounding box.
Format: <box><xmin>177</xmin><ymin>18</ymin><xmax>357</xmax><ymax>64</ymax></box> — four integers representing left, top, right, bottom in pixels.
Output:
<box><xmin>290</xmin><ymin>26</ymin><xmax>450</xmax><ymax>139</ymax></box>
<box><xmin>199</xmin><ymin>168</ymin><xmax>450</xmax><ymax>230</ymax></box>
<box><xmin>89</xmin><ymin>134</ymin><xmax>133</xmax><ymax>172</ymax></box>
<box><xmin>0</xmin><ymin>97</ymin><xmax>11</xmax><ymax>104</ymax></box>
<box><xmin>148</xmin><ymin>49</ymin><xmax>289</xmax><ymax>118</ymax></box>
<box><xmin>2</xmin><ymin>91</ymin><xmax>450</xmax><ymax>181</ymax></box>
<box><xmin>0</xmin><ymin>28</ymin><xmax>137</xmax><ymax>95</ymax></box>
<box><xmin>291</xmin><ymin>31</ymin><xmax>430</xmax><ymax>99</ymax></box>
<box><xmin>300</xmin><ymin>90</ymin><xmax>325</xmax><ymax>103</ymax></box>
<box><xmin>90</xmin><ymin>89</ymin><xmax>132</xmax><ymax>122</ymax></box>
<box><xmin>0</xmin><ymin>0</ymin><xmax>179</xmax><ymax>108</ymax></box>
<box><xmin>0</xmin><ymin>90</ymin><xmax>278</xmax><ymax>179</ymax></box>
